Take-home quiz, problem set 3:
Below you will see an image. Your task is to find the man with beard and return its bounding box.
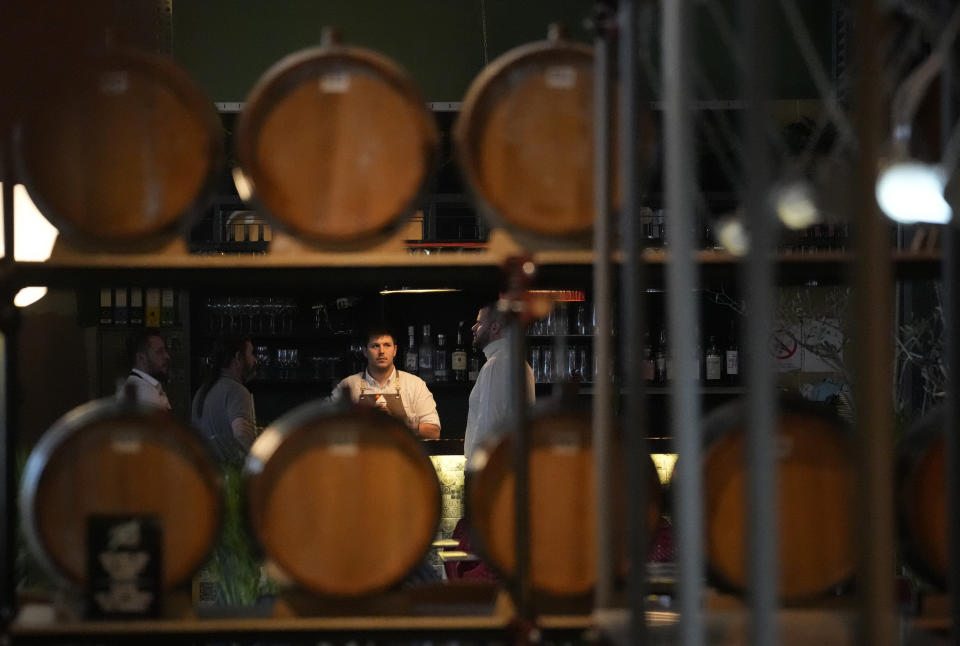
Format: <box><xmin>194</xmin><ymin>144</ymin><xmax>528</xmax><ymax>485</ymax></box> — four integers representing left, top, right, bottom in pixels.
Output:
<box><xmin>331</xmin><ymin>324</ymin><xmax>441</xmax><ymax>439</ymax></box>
<box><xmin>191</xmin><ymin>333</ymin><xmax>259</xmax><ymax>467</ymax></box>
<box><xmin>447</xmin><ymin>302</ymin><xmax>536</xmax><ymax>583</ymax></box>
<box><xmin>463</xmin><ymin>301</ymin><xmax>536</xmax><ymax>464</ymax></box>
<box><xmin>119</xmin><ymin>330</ymin><xmax>172</xmax><ymax>410</ymax></box>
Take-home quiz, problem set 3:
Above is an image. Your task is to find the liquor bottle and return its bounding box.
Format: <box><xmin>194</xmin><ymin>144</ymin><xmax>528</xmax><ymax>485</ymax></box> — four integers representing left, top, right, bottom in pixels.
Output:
<box><xmin>434</xmin><ymin>333</ymin><xmax>449</xmax><ymax>383</ymax></box>
<box><xmin>641</xmin><ymin>331</ymin><xmax>655</xmax><ymax>382</ymax></box>
<box><xmin>99</xmin><ymin>288</ymin><xmax>113</xmax><ymax>326</ymax></box>
<box><xmin>418</xmin><ymin>324</ymin><xmax>435</xmax><ymax>383</ymax></box>
<box><xmin>468</xmin><ymin>352</ymin><xmax>481</xmax><ymax>383</ymax></box>
<box><xmin>655</xmin><ymin>329</ymin><xmax>667</xmax><ymax>384</ymax></box>
<box><xmin>113</xmin><ymin>288</ymin><xmax>129</xmax><ymax>327</ymax></box>
<box><xmin>725</xmin><ymin>320</ymin><xmax>740</xmax><ymax>382</ymax></box>
<box><xmin>705</xmin><ymin>335</ymin><xmax>722</xmax><ymax>382</ymax></box>
<box><xmin>145</xmin><ymin>289</ymin><xmax>161</xmax><ymax>328</ymax></box>
<box><xmin>160</xmin><ymin>288</ymin><xmax>175</xmax><ymax>327</ymax></box>
<box><xmin>452</xmin><ymin>323</ymin><xmax>468</xmax><ymax>382</ymax></box>
<box><xmin>129</xmin><ymin>288</ymin><xmax>144</xmax><ymax>326</ymax></box>
<box><xmin>690</xmin><ymin>333</ymin><xmax>702</xmax><ymax>382</ymax></box>
<box><xmin>404</xmin><ymin>325</ymin><xmax>419</xmax><ymax>374</ymax></box>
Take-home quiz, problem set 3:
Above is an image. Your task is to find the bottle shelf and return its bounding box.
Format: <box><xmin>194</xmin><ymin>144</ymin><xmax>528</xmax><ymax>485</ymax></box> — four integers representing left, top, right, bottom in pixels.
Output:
<box><xmin>197</xmin><ymin>334</ymin><xmax>349</xmax><ymax>343</ymax></box>
<box><xmin>249</xmin><ymin>378</ymin><xmax>336</xmax><ymax>388</ymax></box>
<box><xmin>526</xmin><ymin>334</ymin><xmax>595</xmax><ymax>340</ymax></box>
<box><xmin>14</xmin><ymin>239</ymin><xmax>942</xmax><ymax>291</ymax></box>
<box><xmin>536</xmin><ymin>383</ymin><xmax>746</xmax><ymax>395</ymax></box>
<box><xmin>418</xmin><ymin>380</ymin><xmax>474</xmax><ymax>390</ymax></box>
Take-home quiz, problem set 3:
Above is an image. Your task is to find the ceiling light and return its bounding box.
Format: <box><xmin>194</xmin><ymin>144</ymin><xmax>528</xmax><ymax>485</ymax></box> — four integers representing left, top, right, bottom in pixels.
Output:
<box><xmin>0</xmin><ymin>184</ymin><xmax>58</xmax><ymax>308</ymax></box>
<box><xmin>876</xmin><ymin>161</ymin><xmax>952</xmax><ymax>224</ymax></box>
<box><xmin>650</xmin><ymin>453</ymin><xmax>678</xmax><ymax>484</ymax></box>
<box><xmin>232</xmin><ymin>167</ymin><xmax>254</xmax><ymax>201</ymax></box>
<box><xmin>876</xmin><ymin>19</ymin><xmax>960</xmax><ymax>226</ymax></box>
<box><xmin>0</xmin><ymin>183</ymin><xmax>59</xmax><ymax>261</ymax></box>
<box><xmin>774</xmin><ymin>180</ymin><xmax>821</xmax><ymax>230</ymax></box>
<box><xmin>716</xmin><ymin>215</ymin><xmax>750</xmax><ymax>256</ymax></box>
<box><xmin>14</xmin><ymin>287</ymin><xmax>48</xmax><ymax>308</ymax></box>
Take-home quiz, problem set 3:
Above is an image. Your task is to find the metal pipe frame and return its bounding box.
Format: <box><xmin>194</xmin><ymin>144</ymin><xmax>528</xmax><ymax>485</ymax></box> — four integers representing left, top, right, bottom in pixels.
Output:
<box><xmin>591</xmin><ymin>0</ymin><xmax>617</xmax><ymax>614</ymax></box>
<box><xmin>1</xmin><ymin>156</ymin><xmax>16</xmax><ymax>632</ymax></box>
<box><xmin>851</xmin><ymin>0</ymin><xmax>896</xmax><ymax>644</ymax></box>
<box><xmin>617</xmin><ymin>1</ymin><xmax>651</xmax><ymax>643</ymax></box>
<box><xmin>738</xmin><ymin>0</ymin><xmax>779</xmax><ymax>644</ymax></box>
<box><xmin>661</xmin><ymin>1</ymin><xmax>705</xmax><ymax>645</ymax></box>
<box><xmin>508</xmin><ymin>308</ymin><xmax>532</xmax><ymax>626</ymax></box>
<box><xmin>940</xmin><ymin>32</ymin><xmax>960</xmax><ymax>646</ymax></box>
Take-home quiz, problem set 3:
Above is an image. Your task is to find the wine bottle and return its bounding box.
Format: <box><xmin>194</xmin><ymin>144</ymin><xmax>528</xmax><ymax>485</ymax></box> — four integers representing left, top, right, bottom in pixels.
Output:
<box><xmin>434</xmin><ymin>333</ymin><xmax>449</xmax><ymax>383</ymax></box>
<box><xmin>705</xmin><ymin>335</ymin><xmax>722</xmax><ymax>382</ymax></box>
<box><xmin>452</xmin><ymin>323</ymin><xmax>468</xmax><ymax>382</ymax></box>
<box><xmin>641</xmin><ymin>331</ymin><xmax>655</xmax><ymax>382</ymax></box>
<box><xmin>725</xmin><ymin>320</ymin><xmax>740</xmax><ymax>382</ymax></box>
<box><xmin>468</xmin><ymin>353</ymin><xmax>481</xmax><ymax>383</ymax></box>
<box><xmin>404</xmin><ymin>325</ymin><xmax>419</xmax><ymax>374</ymax></box>
<box><xmin>418</xmin><ymin>324</ymin><xmax>435</xmax><ymax>383</ymax></box>
<box><xmin>690</xmin><ymin>332</ymin><xmax>702</xmax><ymax>382</ymax></box>
<box><xmin>655</xmin><ymin>329</ymin><xmax>667</xmax><ymax>383</ymax></box>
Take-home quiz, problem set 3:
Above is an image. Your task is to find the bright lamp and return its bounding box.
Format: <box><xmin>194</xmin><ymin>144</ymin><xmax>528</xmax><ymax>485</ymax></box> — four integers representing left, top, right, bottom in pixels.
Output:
<box><xmin>0</xmin><ymin>183</ymin><xmax>59</xmax><ymax>307</ymax></box>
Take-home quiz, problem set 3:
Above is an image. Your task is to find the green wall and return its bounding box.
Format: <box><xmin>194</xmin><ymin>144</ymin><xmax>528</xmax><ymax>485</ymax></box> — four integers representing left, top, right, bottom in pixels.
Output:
<box><xmin>172</xmin><ymin>0</ymin><xmax>833</xmax><ymax>103</ymax></box>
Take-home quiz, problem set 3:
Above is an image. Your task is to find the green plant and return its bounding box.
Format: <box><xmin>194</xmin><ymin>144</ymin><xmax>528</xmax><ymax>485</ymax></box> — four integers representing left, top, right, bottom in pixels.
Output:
<box><xmin>202</xmin><ymin>467</ymin><xmax>275</xmax><ymax>607</ymax></box>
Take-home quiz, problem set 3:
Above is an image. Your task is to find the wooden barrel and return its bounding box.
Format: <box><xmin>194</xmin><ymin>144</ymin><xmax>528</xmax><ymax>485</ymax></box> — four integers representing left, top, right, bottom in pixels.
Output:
<box><xmin>16</xmin><ymin>48</ymin><xmax>223</xmax><ymax>246</ymax></box>
<box><xmin>702</xmin><ymin>398</ymin><xmax>856</xmax><ymax>601</ymax></box>
<box><xmin>235</xmin><ymin>31</ymin><xmax>439</xmax><ymax>245</ymax></box>
<box><xmin>467</xmin><ymin>409</ymin><xmax>663</xmax><ymax>596</ymax></box>
<box><xmin>245</xmin><ymin>400</ymin><xmax>441</xmax><ymax>597</ymax></box>
<box><xmin>897</xmin><ymin>408</ymin><xmax>947</xmax><ymax>588</ymax></box>
<box><xmin>19</xmin><ymin>399</ymin><xmax>223</xmax><ymax>588</ymax></box>
<box><xmin>454</xmin><ymin>25</ymin><xmax>653</xmax><ymax>239</ymax></box>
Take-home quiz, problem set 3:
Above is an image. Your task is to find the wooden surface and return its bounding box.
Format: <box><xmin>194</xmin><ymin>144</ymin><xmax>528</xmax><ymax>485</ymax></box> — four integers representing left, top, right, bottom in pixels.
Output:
<box><xmin>19</xmin><ymin>50</ymin><xmax>221</xmax><ymax>242</ymax></box>
<box><xmin>238</xmin><ymin>48</ymin><xmax>438</xmax><ymax>243</ymax></box>
<box><xmin>468</xmin><ymin>410</ymin><xmax>663</xmax><ymax>596</ymax></box>
<box><xmin>32</xmin><ymin>413</ymin><xmax>221</xmax><ymax>588</ymax></box>
<box><xmin>248</xmin><ymin>410</ymin><xmax>440</xmax><ymax>596</ymax></box>
<box><xmin>703</xmin><ymin>410</ymin><xmax>857</xmax><ymax>601</ymax></box>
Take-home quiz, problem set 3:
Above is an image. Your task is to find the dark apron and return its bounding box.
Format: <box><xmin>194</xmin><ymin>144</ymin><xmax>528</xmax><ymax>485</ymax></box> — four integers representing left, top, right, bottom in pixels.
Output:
<box><xmin>357</xmin><ymin>372</ymin><xmax>407</xmax><ymax>422</ymax></box>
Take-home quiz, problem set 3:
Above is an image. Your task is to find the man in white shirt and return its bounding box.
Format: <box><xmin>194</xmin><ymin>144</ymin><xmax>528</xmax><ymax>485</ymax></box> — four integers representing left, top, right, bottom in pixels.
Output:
<box><xmin>447</xmin><ymin>302</ymin><xmax>536</xmax><ymax>583</ymax></box>
<box><xmin>118</xmin><ymin>330</ymin><xmax>172</xmax><ymax>410</ymax></box>
<box><xmin>464</xmin><ymin>302</ymin><xmax>536</xmax><ymax>465</ymax></box>
<box><xmin>331</xmin><ymin>325</ymin><xmax>441</xmax><ymax>439</ymax></box>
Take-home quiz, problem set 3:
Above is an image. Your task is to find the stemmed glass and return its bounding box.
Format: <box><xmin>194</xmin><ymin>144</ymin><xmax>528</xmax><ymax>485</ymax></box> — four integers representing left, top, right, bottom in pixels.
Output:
<box><xmin>280</xmin><ymin>299</ymin><xmax>296</xmax><ymax>336</ymax></box>
<box><xmin>206</xmin><ymin>297</ymin><xmax>222</xmax><ymax>332</ymax></box>
<box><xmin>264</xmin><ymin>297</ymin><xmax>281</xmax><ymax>336</ymax></box>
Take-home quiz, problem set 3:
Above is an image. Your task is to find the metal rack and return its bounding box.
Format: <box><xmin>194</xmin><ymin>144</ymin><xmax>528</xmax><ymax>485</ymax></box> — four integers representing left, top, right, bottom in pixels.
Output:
<box><xmin>1</xmin><ymin>1</ymin><xmax>957</xmax><ymax>644</ymax></box>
